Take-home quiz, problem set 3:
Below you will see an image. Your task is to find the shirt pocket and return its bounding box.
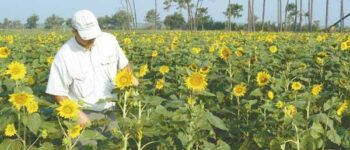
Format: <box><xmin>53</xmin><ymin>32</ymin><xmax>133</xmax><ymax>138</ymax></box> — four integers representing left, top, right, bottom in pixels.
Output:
<box><xmin>100</xmin><ymin>56</ymin><xmax>117</xmax><ymax>82</ymax></box>
<box><xmin>72</xmin><ymin>74</ymin><xmax>94</xmax><ymax>98</ymax></box>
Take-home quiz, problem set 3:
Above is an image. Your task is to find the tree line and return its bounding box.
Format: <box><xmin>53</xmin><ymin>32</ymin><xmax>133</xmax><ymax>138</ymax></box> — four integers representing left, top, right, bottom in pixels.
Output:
<box><xmin>0</xmin><ymin>0</ymin><xmax>348</xmax><ymax>32</ymax></box>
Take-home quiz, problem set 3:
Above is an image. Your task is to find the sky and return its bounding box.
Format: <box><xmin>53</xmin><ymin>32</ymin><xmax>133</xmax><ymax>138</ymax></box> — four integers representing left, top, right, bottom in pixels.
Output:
<box><xmin>0</xmin><ymin>0</ymin><xmax>349</xmax><ymax>27</ymax></box>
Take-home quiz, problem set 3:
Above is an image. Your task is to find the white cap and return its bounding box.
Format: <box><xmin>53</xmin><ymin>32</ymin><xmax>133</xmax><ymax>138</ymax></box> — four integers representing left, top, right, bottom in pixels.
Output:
<box><xmin>72</xmin><ymin>10</ymin><xmax>101</xmax><ymax>40</ymax></box>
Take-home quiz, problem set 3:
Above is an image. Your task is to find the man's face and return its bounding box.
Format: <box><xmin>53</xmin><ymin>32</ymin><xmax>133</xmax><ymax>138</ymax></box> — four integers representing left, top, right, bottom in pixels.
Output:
<box><xmin>72</xmin><ymin>29</ymin><xmax>95</xmax><ymax>49</ymax></box>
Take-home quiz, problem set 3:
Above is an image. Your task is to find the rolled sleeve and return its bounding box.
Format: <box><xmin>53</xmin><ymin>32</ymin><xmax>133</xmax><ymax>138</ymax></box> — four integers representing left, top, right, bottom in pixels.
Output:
<box><xmin>115</xmin><ymin>41</ymin><xmax>129</xmax><ymax>70</ymax></box>
<box><xmin>46</xmin><ymin>54</ymin><xmax>72</xmax><ymax>96</ymax></box>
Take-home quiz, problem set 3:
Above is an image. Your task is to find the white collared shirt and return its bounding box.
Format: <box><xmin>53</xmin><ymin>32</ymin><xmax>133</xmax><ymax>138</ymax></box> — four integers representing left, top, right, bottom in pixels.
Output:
<box><xmin>46</xmin><ymin>32</ymin><xmax>128</xmax><ymax>111</ymax></box>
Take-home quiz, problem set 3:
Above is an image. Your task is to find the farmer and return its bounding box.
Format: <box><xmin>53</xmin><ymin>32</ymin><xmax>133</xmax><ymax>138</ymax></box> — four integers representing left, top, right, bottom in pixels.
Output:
<box><xmin>46</xmin><ymin>9</ymin><xmax>137</xmax><ymax>145</ymax></box>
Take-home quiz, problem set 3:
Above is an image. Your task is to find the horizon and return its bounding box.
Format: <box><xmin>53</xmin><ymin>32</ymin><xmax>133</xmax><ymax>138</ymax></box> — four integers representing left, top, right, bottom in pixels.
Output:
<box><xmin>0</xmin><ymin>0</ymin><xmax>349</xmax><ymax>27</ymax></box>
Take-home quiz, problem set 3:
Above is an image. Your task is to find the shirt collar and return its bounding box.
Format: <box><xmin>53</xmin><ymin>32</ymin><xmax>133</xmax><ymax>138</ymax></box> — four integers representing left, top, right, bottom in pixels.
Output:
<box><xmin>72</xmin><ymin>37</ymin><xmax>96</xmax><ymax>52</ymax></box>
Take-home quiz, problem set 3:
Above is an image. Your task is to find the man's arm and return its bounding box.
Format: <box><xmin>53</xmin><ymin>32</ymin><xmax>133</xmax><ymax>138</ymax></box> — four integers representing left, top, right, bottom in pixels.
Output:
<box><xmin>52</xmin><ymin>95</ymin><xmax>68</xmax><ymax>104</ymax></box>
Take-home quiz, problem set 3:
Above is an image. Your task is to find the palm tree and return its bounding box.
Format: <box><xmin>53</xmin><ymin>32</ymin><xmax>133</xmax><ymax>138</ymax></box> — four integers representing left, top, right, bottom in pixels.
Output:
<box><xmin>252</xmin><ymin>0</ymin><xmax>255</xmax><ymax>31</ymax></box>
<box><xmin>308</xmin><ymin>0</ymin><xmax>312</xmax><ymax>32</ymax></box>
<box><xmin>278</xmin><ymin>0</ymin><xmax>282</xmax><ymax>32</ymax></box>
<box><xmin>262</xmin><ymin>0</ymin><xmax>266</xmax><ymax>31</ymax></box>
<box><xmin>154</xmin><ymin>0</ymin><xmax>158</xmax><ymax>30</ymax></box>
<box><xmin>299</xmin><ymin>0</ymin><xmax>302</xmax><ymax>31</ymax></box>
<box><xmin>325</xmin><ymin>0</ymin><xmax>329</xmax><ymax>29</ymax></box>
<box><xmin>248</xmin><ymin>0</ymin><xmax>252</xmax><ymax>31</ymax></box>
<box><xmin>284</xmin><ymin>0</ymin><xmax>290</xmax><ymax>31</ymax></box>
<box><xmin>340</xmin><ymin>0</ymin><xmax>344</xmax><ymax>32</ymax></box>
<box><xmin>294</xmin><ymin>0</ymin><xmax>298</xmax><ymax>31</ymax></box>
<box><xmin>132</xmin><ymin>0</ymin><xmax>137</xmax><ymax>28</ymax></box>
<box><xmin>228</xmin><ymin>0</ymin><xmax>231</xmax><ymax>31</ymax></box>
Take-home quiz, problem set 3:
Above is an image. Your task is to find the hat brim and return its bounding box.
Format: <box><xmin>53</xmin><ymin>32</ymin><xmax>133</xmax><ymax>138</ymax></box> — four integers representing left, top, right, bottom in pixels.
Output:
<box><xmin>77</xmin><ymin>26</ymin><xmax>101</xmax><ymax>40</ymax></box>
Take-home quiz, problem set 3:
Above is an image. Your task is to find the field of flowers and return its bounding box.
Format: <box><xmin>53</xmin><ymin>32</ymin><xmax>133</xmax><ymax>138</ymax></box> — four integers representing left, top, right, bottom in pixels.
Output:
<box><xmin>0</xmin><ymin>30</ymin><xmax>350</xmax><ymax>150</ymax></box>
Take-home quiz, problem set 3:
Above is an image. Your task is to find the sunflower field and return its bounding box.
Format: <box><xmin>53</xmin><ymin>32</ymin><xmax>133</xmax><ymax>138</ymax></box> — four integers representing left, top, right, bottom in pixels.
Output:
<box><xmin>0</xmin><ymin>31</ymin><xmax>350</xmax><ymax>150</ymax></box>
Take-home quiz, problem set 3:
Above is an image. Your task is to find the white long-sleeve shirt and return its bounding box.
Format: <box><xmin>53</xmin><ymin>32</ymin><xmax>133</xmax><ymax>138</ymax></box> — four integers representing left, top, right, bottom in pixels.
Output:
<box><xmin>46</xmin><ymin>32</ymin><xmax>128</xmax><ymax>111</ymax></box>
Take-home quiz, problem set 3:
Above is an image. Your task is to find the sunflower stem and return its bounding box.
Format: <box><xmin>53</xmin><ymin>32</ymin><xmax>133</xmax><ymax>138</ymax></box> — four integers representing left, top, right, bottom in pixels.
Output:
<box><xmin>236</xmin><ymin>96</ymin><xmax>240</xmax><ymax>120</ymax></box>
<box><xmin>122</xmin><ymin>90</ymin><xmax>129</xmax><ymax>119</ymax></box>
<box><xmin>293</xmin><ymin>123</ymin><xmax>300</xmax><ymax>150</ymax></box>
<box><xmin>123</xmin><ymin>133</ymin><xmax>129</xmax><ymax>150</ymax></box>
<box><xmin>306</xmin><ymin>99</ymin><xmax>311</xmax><ymax>120</ymax></box>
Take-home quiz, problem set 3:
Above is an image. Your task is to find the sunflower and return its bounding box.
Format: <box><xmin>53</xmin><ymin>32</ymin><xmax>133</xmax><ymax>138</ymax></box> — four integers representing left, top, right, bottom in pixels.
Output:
<box><xmin>68</xmin><ymin>125</ymin><xmax>83</xmax><ymax>138</ymax></box>
<box><xmin>189</xmin><ymin>63</ymin><xmax>198</xmax><ymax>71</ymax></box>
<box><xmin>5</xmin><ymin>124</ymin><xmax>16</xmax><ymax>137</ymax></box>
<box><xmin>151</xmin><ymin>50</ymin><xmax>158</xmax><ymax>58</ymax></box>
<box><xmin>269</xmin><ymin>46</ymin><xmax>278</xmax><ymax>53</ymax></box>
<box><xmin>232</xmin><ymin>83</ymin><xmax>247</xmax><ymax>97</ymax></box>
<box><xmin>291</xmin><ymin>82</ymin><xmax>302</xmax><ymax>91</ymax></box>
<box><xmin>311</xmin><ymin>84</ymin><xmax>322</xmax><ymax>96</ymax></box>
<box><xmin>115</xmin><ymin>69</ymin><xmax>134</xmax><ymax>89</ymax></box>
<box><xmin>336</xmin><ymin>101</ymin><xmax>348</xmax><ymax>116</ymax></box>
<box><xmin>276</xmin><ymin>100</ymin><xmax>284</xmax><ymax>109</ymax></box>
<box><xmin>186</xmin><ymin>72</ymin><xmax>207</xmax><ymax>92</ymax></box>
<box><xmin>9</xmin><ymin>92</ymin><xmax>34</xmax><ymax>110</ymax></box>
<box><xmin>256</xmin><ymin>71</ymin><xmax>271</xmax><ymax>86</ymax></box>
<box><xmin>209</xmin><ymin>46</ymin><xmax>215</xmax><ymax>53</ymax></box>
<box><xmin>47</xmin><ymin>56</ymin><xmax>54</xmax><ymax>65</ymax></box>
<box><xmin>159</xmin><ymin>65</ymin><xmax>169</xmax><ymax>75</ymax></box>
<box><xmin>235</xmin><ymin>47</ymin><xmax>244</xmax><ymax>57</ymax></box>
<box><xmin>218</xmin><ymin>47</ymin><xmax>231</xmax><ymax>61</ymax></box>
<box><xmin>199</xmin><ymin>66</ymin><xmax>210</xmax><ymax>74</ymax></box>
<box><xmin>26</xmin><ymin>100</ymin><xmax>39</xmax><ymax>114</ymax></box>
<box><xmin>284</xmin><ymin>105</ymin><xmax>297</xmax><ymax>118</ymax></box>
<box><xmin>6</xmin><ymin>61</ymin><xmax>27</xmax><ymax>80</ymax></box>
<box><xmin>138</xmin><ymin>64</ymin><xmax>148</xmax><ymax>77</ymax></box>
<box><xmin>155</xmin><ymin>78</ymin><xmax>165</xmax><ymax>90</ymax></box>
<box><xmin>123</xmin><ymin>38</ymin><xmax>132</xmax><ymax>45</ymax></box>
<box><xmin>191</xmin><ymin>47</ymin><xmax>201</xmax><ymax>54</ymax></box>
<box><xmin>267</xmin><ymin>91</ymin><xmax>274</xmax><ymax>100</ymax></box>
<box><xmin>56</xmin><ymin>99</ymin><xmax>79</xmax><ymax>119</ymax></box>
<box><xmin>27</xmin><ymin>76</ymin><xmax>36</xmax><ymax>86</ymax></box>
<box><xmin>0</xmin><ymin>47</ymin><xmax>11</xmax><ymax>58</ymax></box>
<box><xmin>41</xmin><ymin>129</ymin><xmax>48</xmax><ymax>139</ymax></box>
<box><xmin>341</xmin><ymin>42</ymin><xmax>348</xmax><ymax>51</ymax></box>
<box><xmin>187</xmin><ymin>96</ymin><xmax>196</xmax><ymax>106</ymax></box>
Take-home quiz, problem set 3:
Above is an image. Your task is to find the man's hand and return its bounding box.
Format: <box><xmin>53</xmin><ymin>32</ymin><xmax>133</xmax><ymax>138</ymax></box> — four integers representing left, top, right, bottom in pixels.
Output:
<box><xmin>78</xmin><ymin>111</ymin><xmax>90</xmax><ymax>127</ymax></box>
<box><xmin>133</xmin><ymin>75</ymin><xmax>139</xmax><ymax>86</ymax></box>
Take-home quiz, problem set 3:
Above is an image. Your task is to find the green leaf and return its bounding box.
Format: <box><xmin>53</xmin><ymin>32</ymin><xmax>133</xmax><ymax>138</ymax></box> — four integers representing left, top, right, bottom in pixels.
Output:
<box><xmin>203</xmin><ymin>141</ymin><xmax>216</xmax><ymax>150</ymax></box>
<box><xmin>326</xmin><ymin>129</ymin><xmax>341</xmax><ymax>145</ymax></box>
<box><xmin>301</xmin><ymin>133</ymin><xmax>316</xmax><ymax>150</ymax></box>
<box><xmin>269</xmin><ymin>139</ymin><xmax>282</xmax><ymax>150</ymax></box>
<box><xmin>177</xmin><ymin>132</ymin><xmax>189</xmax><ymax>147</ymax></box>
<box><xmin>31</xmin><ymin>142</ymin><xmax>54</xmax><ymax>150</ymax></box>
<box><xmin>79</xmin><ymin>129</ymin><xmax>107</xmax><ymax>141</ymax></box>
<box><xmin>239</xmin><ymin>139</ymin><xmax>250</xmax><ymax>150</ymax></box>
<box><xmin>310</xmin><ymin>122</ymin><xmax>324</xmax><ymax>139</ymax></box>
<box><xmin>22</xmin><ymin>113</ymin><xmax>41</xmax><ymax>134</ymax></box>
<box><xmin>143</xmin><ymin>96</ymin><xmax>165</xmax><ymax>106</ymax></box>
<box><xmin>205</xmin><ymin>111</ymin><xmax>228</xmax><ymax>131</ymax></box>
<box><xmin>165</xmin><ymin>100</ymin><xmax>184</xmax><ymax>108</ymax></box>
<box><xmin>198</xmin><ymin>90</ymin><xmax>216</xmax><ymax>97</ymax></box>
<box><xmin>215</xmin><ymin>140</ymin><xmax>230</xmax><ymax>150</ymax></box>
<box><xmin>250</xmin><ymin>88</ymin><xmax>263</xmax><ymax>97</ymax></box>
<box><xmin>14</xmin><ymin>86</ymin><xmax>33</xmax><ymax>93</ymax></box>
<box><xmin>0</xmin><ymin>139</ymin><xmax>22</xmax><ymax>150</ymax></box>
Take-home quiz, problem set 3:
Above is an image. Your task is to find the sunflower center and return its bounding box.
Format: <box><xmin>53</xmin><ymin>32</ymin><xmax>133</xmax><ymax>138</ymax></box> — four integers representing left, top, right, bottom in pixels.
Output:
<box><xmin>235</xmin><ymin>87</ymin><xmax>243</xmax><ymax>93</ymax></box>
<box><xmin>260</xmin><ymin>77</ymin><xmax>267</xmax><ymax>83</ymax></box>
<box><xmin>15</xmin><ymin>95</ymin><xmax>27</xmax><ymax>104</ymax></box>
<box><xmin>120</xmin><ymin>76</ymin><xmax>129</xmax><ymax>83</ymax></box>
<box><xmin>190</xmin><ymin>75</ymin><xmax>203</xmax><ymax>86</ymax></box>
<box><xmin>11</xmin><ymin>67</ymin><xmax>21</xmax><ymax>75</ymax></box>
<box><xmin>63</xmin><ymin>106</ymin><xmax>73</xmax><ymax>114</ymax></box>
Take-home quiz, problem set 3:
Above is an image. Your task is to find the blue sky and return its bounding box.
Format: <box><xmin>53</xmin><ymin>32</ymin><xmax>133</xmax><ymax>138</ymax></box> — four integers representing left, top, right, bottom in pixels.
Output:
<box><xmin>0</xmin><ymin>0</ymin><xmax>349</xmax><ymax>26</ymax></box>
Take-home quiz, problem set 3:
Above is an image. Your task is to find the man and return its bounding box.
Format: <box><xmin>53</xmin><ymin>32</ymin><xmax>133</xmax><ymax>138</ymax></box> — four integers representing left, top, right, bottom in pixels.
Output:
<box><xmin>46</xmin><ymin>10</ymin><xmax>137</xmax><ymax>129</ymax></box>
